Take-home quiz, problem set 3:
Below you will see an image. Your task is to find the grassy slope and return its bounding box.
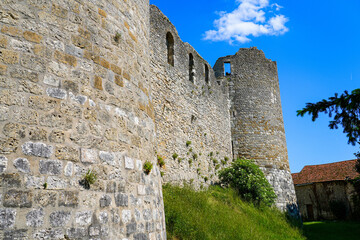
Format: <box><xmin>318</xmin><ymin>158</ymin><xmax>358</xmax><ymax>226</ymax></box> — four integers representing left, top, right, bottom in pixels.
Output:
<box><xmin>304</xmin><ymin>221</ymin><xmax>360</xmax><ymax>240</ymax></box>
<box><xmin>163</xmin><ymin>184</ymin><xmax>305</xmax><ymax>240</ymax></box>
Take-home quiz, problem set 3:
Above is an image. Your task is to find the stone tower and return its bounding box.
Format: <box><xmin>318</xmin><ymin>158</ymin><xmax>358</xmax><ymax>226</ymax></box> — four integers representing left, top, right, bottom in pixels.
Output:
<box><xmin>214</xmin><ymin>47</ymin><xmax>297</xmax><ymax>209</ymax></box>
<box><xmin>0</xmin><ymin>0</ymin><xmax>165</xmax><ymax>239</ymax></box>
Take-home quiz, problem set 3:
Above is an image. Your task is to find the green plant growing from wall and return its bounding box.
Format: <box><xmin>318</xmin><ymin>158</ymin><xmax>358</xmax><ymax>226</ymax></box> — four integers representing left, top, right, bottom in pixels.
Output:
<box><xmin>186</xmin><ymin>141</ymin><xmax>192</xmax><ymax>147</ymax></box>
<box><xmin>178</xmin><ymin>158</ymin><xmax>182</xmax><ymax>163</ymax></box>
<box><xmin>215</xmin><ymin>164</ymin><xmax>220</xmax><ymax>170</ymax></box>
<box><xmin>143</xmin><ymin>161</ymin><xmax>153</xmax><ymax>175</ymax></box>
<box><xmin>213</xmin><ymin>159</ymin><xmax>218</xmax><ymax>165</ymax></box>
<box><xmin>160</xmin><ymin>171</ymin><xmax>165</xmax><ymax>177</ymax></box>
<box><xmin>221</xmin><ymin>160</ymin><xmax>226</xmax><ymax>165</ymax></box>
<box><xmin>224</xmin><ymin>156</ymin><xmax>229</xmax><ymax>162</ymax></box>
<box><xmin>197</xmin><ymin>168</ymin><xmax>201</xmax><ymax>174</ymax></box>
<box><xmin>172</xmin><ymin>153</ymin><xmax>178</xmax><ymax>160</ymax></box>
<box><xmin>219</xmin><ymin>158</ymin><xmax>277</xmax><ymax>207</ymax></box>
<box><xmin>157</xmin><ymin>156</ymin><xmax>165</xmax><ymax>168</ymax></box>
<box><xmin>114</xmin><ymin>32</ymin><xmax>121</xmax><ymax>43</ymax></box>
<box><xmin>188</xmin><ymin>159</ymin><xmax>193</xmax><ymax>166</ymax></box>
<box><xmin>43</xmin><ymin>182</ymin><xmax>47</xmax><ymax>189</ymax></box>
<box><xmin>210</xmin><ymin>152</ymin><xmax>213</xmax><ymax>157</ymax></box>
<box><xmin>189</xmin><ymin>148</ymin><xmax>193</xmax><ymax>152</ymax></box>
<box><xmin>193</xmin><ymin>153</ymin><xmax>198</xmax><ymax>160</ymax></box>
<box><xmin>80</xmin><ymin>170</ymin><xmax>97</xmax><ymax>189</ymax></box>
<box><xmin>204</xmin><ymin>176</ymin><xmax>209</xmax><ymax>182</ymax></box>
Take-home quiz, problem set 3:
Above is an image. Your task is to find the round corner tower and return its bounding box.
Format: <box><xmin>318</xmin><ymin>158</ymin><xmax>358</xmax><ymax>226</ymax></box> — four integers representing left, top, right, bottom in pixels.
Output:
<box><xmin>214</xmin><ymin>47</ymin><xmax>297</xmax><ymax>210</ymax></box>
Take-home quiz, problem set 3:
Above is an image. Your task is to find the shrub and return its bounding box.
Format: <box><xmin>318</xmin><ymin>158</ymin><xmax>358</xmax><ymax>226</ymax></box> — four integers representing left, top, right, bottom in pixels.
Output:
<box><xmin>219</xmin><ymin>158</ymin><xmax>276</xmax><ymax>207</ymax></box>
<box><xmin>143</xmin><ymin>161</ymin><xmax>153</xmax><ymax>175</ymax></box>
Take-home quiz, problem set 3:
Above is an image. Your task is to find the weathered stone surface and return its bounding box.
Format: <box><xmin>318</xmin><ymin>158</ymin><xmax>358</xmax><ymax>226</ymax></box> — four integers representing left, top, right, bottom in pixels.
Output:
<box><xmin>55</xmin><ymin>146</ymin><xmax>79</xmax><ymax>162</ymax></box>
<box><xmin>0</xmin><ymin>137</ymin><xmax>18</xmax><ymax>154</ymax></box>
<box><xmin>46</xmin><ymin>176</ymin><xmax>67</xmax><ymax>189</ymax></box>
<box><xmin>115</xmin><ymin>193</ymin><xmax>128</xmax><ymax>207</ymax></box>
<box><xmin>49</xmin><ymin>130</ymin><xmax>65</xmax><ymax>143</ymax></box>
<box><xmin>4</xmin><ymin>229</ymin><xmax>28</xmax><ymax>240</ymax></box>
<box><xmin>33</xmin><ymin>228</ymin><xmax>63</xmax><ymax>240</ymax></box>
<box><xmin>34</xmin><ymin>192</ymin><xmax>57</xmax><ymax>207</ymax></box>
<box><xmin>81</xmin><ymin>148</ymin><xmax>98</xmax><ymax>163</ymax></box>
<box><xmin>46</xmin><ymin>87</ymin><xmax>67</xmax><ymax>99</ymax></box>
<box><xmin>75</xmin><ymin>211</ymin><xmax>92</xmax><ymax>226</ymax></box>
<box><xmin>99</xmin><ymin>195</ymin><xmax>111</xmax><ymax>208</ymax></box>
<box><xmin>124</xmin><ymin>156</ymin><xmax>134</xmax><ymax>170</ymax></box>
<box><xmin>22</xmin><ymin>142</ymin><xmax>53</xmax><ymax>158</ymax></box>
<box><xmin>66</xmin><ymin>228</ymin><xmax>87</xmax><ymax>238</ymax></box>
<box><xmin>25</xmin><ymin>175</ymin><xmax>45</xmax><ymax>189</ymax></box>
<box><xmin>0</xmin><ymin>156</ymin><xmax>7</xmax><ymax>173</ymax></box>
<box><xmin>58</xmin><ymin>191</ymin><xmax>79</xmax><ymax>207</ymax></box>
<box><xmin>0</xmin><ymin>209</ymin><xmax>16</xmax><ymax>229</ymax></box>
<box><xmin>13</xmin><ymin>158</ymin><xmax>30</xmax><ymax>173</ymax></box>
<box><xmin>28</xmin><ymin>127</ymin><xmax>48</xmax><ymax>141</ymax></box>
<box><xmin>134</xmin><ymin>233</ymin><xmax>149</xmax><ymax>240</ymax></box>
<box><xmin>1</xmin><ymin>173</ymin><xmax>21</xmax><ymax>188</ymax></box>
<box><xmin>99</xmin><ymin>151</ymin><xmax>115</xmax><ymax>166</ymax></box>
<box><xmin>3</xmin><ymin>190</ymin><xmax>32</xmax><ymax>208</ymax></box>
<box><xmin>126</xmin><ymin>222</ymin><xmax>137</xmax><ymax>235</ymax></box>
<box><xmin>50</xmin><ymin>211</ymin><xmax>71</xmax><ymax>227</ymax></box>
<box><xmin>64</xmin><ymin>162</ymin><xmax>73</xmax><ymax>176</ymax></box>
<box><xmin>39</xmin><ymin>160</ymin><xmax>62</xmax><ymax>175</ymax></box>
<box><xmin>122</xmin><ymin>209</ymin><xmax>131</xmax><ymax>224</ymax></box>
<box><xmin>2</xmin><ymin>122</ymin><xmax>26</xmax><ymax>138</ymax></box>
<box><xmin>26</xmin><ymin>208</ymin><xmax>44</xmax><ymax>227</ymax></box>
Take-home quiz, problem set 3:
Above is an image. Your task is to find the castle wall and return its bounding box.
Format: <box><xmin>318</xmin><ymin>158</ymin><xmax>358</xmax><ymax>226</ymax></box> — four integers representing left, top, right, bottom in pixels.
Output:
<box><xmin>214</xmin><ymin>48</ymin><xmax>297</xmax><ymax>210</ymax></box>
<box><xmin>150</xmin><ymin>6</ymin><xmax>232</xmax><ymax>188</ymax></box>
<box><xmin>0</xmin><ymin>1</ymin><xmax>165</xmax><ymax>239</ymax></box>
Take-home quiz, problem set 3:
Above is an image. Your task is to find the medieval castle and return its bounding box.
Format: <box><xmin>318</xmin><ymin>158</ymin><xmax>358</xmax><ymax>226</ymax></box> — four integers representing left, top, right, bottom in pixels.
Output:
<box><xmin>0</xmin><ymin>0</ymin><xmax>296</xmax><ymax>239</ymax></box>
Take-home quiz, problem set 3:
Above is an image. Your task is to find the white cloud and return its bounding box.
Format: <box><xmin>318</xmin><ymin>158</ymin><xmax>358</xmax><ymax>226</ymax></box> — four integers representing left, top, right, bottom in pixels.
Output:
<box><xmin>204</xmin><ymin>0</ymin><xmax>289</xmax><ymax>44</ymax></box>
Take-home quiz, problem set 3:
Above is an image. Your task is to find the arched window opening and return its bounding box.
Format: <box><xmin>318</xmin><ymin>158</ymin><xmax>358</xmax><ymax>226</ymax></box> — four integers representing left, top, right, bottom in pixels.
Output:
<box><xmin>205</xmin><ymin>64</ymin><xmax>209</xmax><ymax>84</ymax></box>
<box><xmin>189</xmin><ymin>53</ymin><xmax>195</xmax><ymax>83</ymax></box>
<box><xmin>166</xmin><ymin>32</ymin><xmax>174</xmax><ymax>66</ymax></box>
<box><xmin>224</xmin><ymin>62</ymin><xmax>231</xmax><ymax>76</ymax></box>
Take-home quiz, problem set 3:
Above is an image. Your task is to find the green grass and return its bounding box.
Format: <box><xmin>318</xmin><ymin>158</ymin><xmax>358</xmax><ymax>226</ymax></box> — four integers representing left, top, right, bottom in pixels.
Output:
<box><xmin>163</xmin><ymin>184</ymin><xmax>305</xmax><ymax>240</ymax></box>
<box><xmin>303</xmin><ymin>221</ymin><xmax>360</xmax><ymax>240</ymax></box>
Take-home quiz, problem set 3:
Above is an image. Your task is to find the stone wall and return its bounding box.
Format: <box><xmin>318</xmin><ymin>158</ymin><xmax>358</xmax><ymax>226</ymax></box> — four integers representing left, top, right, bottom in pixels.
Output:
<box><xmin>214</xmin><ymin>48</ymin><xmax>296</xmax><ymax>210</ymax></box>
<box><xmin>0</xmin><ymin>0</ymin><xmax>165</xmax><ymax>239</ymax></box>
<box><xmin>150</xmin><ymin>6</ymin><xmax>232</xmax><ymax>188</ymax></box>
<box><xmin>295</xmin><ymin>181</ymin><xmax>357</xmax><ymax>221</ymax></box>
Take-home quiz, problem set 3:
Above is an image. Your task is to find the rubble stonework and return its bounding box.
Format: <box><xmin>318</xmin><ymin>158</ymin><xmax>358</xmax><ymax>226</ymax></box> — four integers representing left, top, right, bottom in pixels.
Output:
<box><xmin>0</xmin><ymin>0</ymin><xmax>297</xmax><ymax>239</ymax></box>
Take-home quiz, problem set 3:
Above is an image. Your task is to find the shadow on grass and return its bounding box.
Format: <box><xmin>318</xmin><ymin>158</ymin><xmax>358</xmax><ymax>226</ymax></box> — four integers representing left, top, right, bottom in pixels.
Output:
<box><xmin>304</xmin><ymin>221</ymin><xmax>360</xmax><ymax>240</ymax></box>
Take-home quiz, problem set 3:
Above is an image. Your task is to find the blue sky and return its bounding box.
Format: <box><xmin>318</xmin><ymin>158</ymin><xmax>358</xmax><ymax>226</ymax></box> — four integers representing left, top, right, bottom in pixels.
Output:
<box><xmin>150</xmin><ymin>0</ymin><xmax>360</xmax><ymax>173</ymax></box>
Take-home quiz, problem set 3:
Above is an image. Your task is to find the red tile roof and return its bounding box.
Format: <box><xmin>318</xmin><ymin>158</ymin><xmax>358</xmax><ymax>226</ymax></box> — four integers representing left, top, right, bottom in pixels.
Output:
<box><xmin>292</xmin><ymin>160</ymin><xmax>359</xmax><ymax>185</ymax></box>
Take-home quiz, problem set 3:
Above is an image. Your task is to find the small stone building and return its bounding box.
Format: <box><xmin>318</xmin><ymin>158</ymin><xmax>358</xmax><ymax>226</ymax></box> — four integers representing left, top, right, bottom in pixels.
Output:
<box><xmin>292</xmin><ymin>160</ymin><xmax>359</xmax><ymax>221</ymax></box>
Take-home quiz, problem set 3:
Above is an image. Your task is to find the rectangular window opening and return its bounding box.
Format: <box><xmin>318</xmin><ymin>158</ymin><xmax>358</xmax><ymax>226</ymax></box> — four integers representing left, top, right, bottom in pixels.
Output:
<box><xmin>224</xmin><ymin>62</ymin><xmax>231</xmax><ymax>76</ymax></box>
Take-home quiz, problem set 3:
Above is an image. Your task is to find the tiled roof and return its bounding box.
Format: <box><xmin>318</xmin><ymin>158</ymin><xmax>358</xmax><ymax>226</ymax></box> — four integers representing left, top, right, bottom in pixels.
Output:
<box><xmin>292</xmin><ymin>160</ymin><xmax>359</xmax><ymax>185</ymax></box>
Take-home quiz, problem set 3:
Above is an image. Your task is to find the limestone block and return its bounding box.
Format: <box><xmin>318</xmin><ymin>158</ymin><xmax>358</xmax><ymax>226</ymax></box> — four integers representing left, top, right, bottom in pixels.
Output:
<box><xmin>26</xmin><ymin>208</ymin><xmax>44</xmax><ymax>227</ymax></box>
<box><xmin>58</xmin><ymin>191</ymin><xmax>79</xmax><ymax>207</ymax></box>
<box><xmin>22</xmin><ymin>142</ymin><xmax>53</xmax><ymax>158</ymax></box>
<box><xmin>0</xmin><ymin>156</ymin><xmax>7</xmax><ymax>173</ymax></box>
<box><xmin>99</xmin><ymin>151</ymin><xmax>115</xmax><ymax>166</ymax></box>
<box><xmin>124</xmin><ymin>156</ymin><xmax>134</xmax><ymax>170</ymax></box>
<box><xmin>13</xmin><ymin>158</ymin><xmax>30</xmax><ymax>173</ymax></box>
<box><xmin>25</xmin><ymin>176</ymin><xmax>45</xmax><ymax>189</ymax></box>
<box><xmin>33</xmin><ymin>229</ymin><xmax>63</xmax><ymax>240</ymax></box>
<box><xmin>46</xmin><ymin>87</ymin><xmax>67</xmax><ymax>99</ymax></box>
<box><xmin>81</xmin><ymin>148</ymin><xmax>98</xmax><ymax>164</ymax></box>
<box><xmin>0</xmin><ymin>106</ymin><xmax>9</xmax><ymax>121</ymax></box>
<box><xmin>2</xmin><ymin>173</ymin><xmax>22</xmax><ymax>188</ymax></box>
<box><xmin>64</xmin><ymin>162</ymin><xmax>73</xmax><ymax>176</ymax></box>
<box><xmin>134</xmin><ymin>233</ymin><xmax>149</xmax><ymax>240</ymax></box>
<box><xmin>126</xmin><ymin>222</ymin><xmax>137</xmax><ymax>235</ymax></box>
<box><xmin>66</xmin><ymin>228</ymin><xmax>87</xmax><ymax>239</ymax></box>
<box><xmin>3</xmin><ymin>190</ymin><xmax>32</xmax><ymax>208</ymax></box>
<box><xmin>121</xmin><ymin>209</ymin><xmax>131</xmax><ymax>224</ymax></box>
<box><xmin>0</xmin><ymin>137</ymin><xmax>19</xmax><ymax>154</ymax></box>
<box><xmin>99</xmin><ymin>195</ymin><xmax>111</xmax><ymax>208</ymax></box>
<box><xmin>43</xmin><ymin>74</ymin><xmax>60</xmax><ymax>87</ymax></box>
<box><xmin>0</xmin><ymin>209</ymin><xmax>16</xmax><ymax>229</ymax></box>
<box><xmin>143</xmin><ymin>209</ymin><xmax>152</xmax><ymax>221</ymax></box>
<box><xmin>99</xmin><ymin>211</ymin><xmax>108</xmax><ymax>224</ymax></box>
<box><xmin>34</xmin><ymin>192</ymin><xmax>57</xmax><ymax>207</ymax></box>
<box><xmin>49</xmin><ymin>130</ymin><xmax>65</xmax><ymax>143</ymax></box>
<box><xmin>9</xmin><ymin>67</ymin><xmax>39</xmax><ymax>82</ymax></box>
<box><xmin>3</xmin><ymin>123</ymin><xmax>26</xmax><ymax>138</ymax></box>
<box><xmin>46</xmin><ymin>176</ymin><xmax>67</xmax><ymax>189</ymax></box>
<box><xmin>115</xmin><ymin>193</ymin><xmax>128</xmax><ymax>207</ymax></box>
<box><xmin>55</xmin><ymin>146</ymin><xmax>79</xmax><ymax>162</ymax></box>
<box><xmin>75</xmin><ymin>211</ymin><xmax>92</xmax><ymax>226</ymax></box>
<box><xmin>49</xmin><ymin>211</ymin><xmax>71</xmax><ymax>227</ymax></box>
<box><xmin>28</xmin><ymin>127</ymin><xmax>48</xmax><ymax>141</ymax></box>
<box><xmin>39</xmin><ymin>160</ymin><xmax>62</xmax><ymax>175</ymax></box>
